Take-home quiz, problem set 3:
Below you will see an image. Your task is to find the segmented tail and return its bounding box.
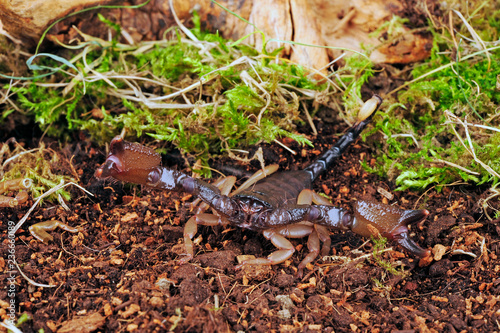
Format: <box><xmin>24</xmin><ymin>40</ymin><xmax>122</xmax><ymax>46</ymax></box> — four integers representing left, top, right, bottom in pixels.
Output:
<box><xmin>304</xmin><ymin>95</ymin><xmax>383</xmax><ymax>182</ymax></box>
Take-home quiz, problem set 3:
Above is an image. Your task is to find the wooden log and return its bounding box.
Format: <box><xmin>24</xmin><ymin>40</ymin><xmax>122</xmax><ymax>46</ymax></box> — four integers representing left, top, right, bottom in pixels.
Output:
<box><xmin>0</xmin><ymin>0</ymin><xmax>115</xmax><ymax>46</ymax></box>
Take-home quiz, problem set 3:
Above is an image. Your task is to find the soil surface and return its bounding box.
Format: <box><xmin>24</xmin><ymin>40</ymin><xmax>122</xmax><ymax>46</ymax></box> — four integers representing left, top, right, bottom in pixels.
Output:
<box><xmin>1</xmin><ymin>115</ymin><xmax>499</xmax><ymax>333</ymax></box>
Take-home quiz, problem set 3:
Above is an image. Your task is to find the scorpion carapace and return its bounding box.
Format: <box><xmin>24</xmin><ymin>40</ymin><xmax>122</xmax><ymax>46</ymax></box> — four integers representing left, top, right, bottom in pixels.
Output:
<box><xmin>95</xmin><ymin>95</ymin><xmax>431</xmax><ymax>273</ymax></box>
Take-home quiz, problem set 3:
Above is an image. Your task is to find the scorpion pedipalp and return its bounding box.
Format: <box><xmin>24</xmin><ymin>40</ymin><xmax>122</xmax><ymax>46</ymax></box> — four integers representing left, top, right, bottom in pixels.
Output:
<box><xmin>300</xmin><ymin>199</ymin><xmax>431</xmax><ymax>258</ymax></box>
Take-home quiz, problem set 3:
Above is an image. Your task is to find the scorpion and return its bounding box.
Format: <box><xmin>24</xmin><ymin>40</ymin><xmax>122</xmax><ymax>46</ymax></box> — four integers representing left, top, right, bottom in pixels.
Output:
<box><xmin>95</xmin><ymin>95</ymin><xmax>431</xmax><ymax>274</ymax></box>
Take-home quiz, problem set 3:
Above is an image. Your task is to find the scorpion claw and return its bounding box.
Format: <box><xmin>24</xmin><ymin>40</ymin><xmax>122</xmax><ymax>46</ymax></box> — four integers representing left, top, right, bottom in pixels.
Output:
<box><xmin>351</xmin><ymin>200</ymin><xmax>431</xmax><ymax>258</ymax></box>
<box><xmin>393</xmin><ymin>231</ymin><xmax>431</xmax><ymax>258</ymax></box>
<box><xmin>95</xmin><ymin>136</ymin><xmax>161</xmax><ymax>184</ymax></box>
<box><xmin>388</xmin><ymin>209</ymin><xmax>431</xmax><ymax>257</ymax></box>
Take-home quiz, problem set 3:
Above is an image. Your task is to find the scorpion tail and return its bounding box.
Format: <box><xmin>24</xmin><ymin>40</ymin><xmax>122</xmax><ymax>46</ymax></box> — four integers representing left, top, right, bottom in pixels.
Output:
<box><xmin>304</xmin><ymin>95</ymin><xmax>383</xmax><ymax>182</ymax></box>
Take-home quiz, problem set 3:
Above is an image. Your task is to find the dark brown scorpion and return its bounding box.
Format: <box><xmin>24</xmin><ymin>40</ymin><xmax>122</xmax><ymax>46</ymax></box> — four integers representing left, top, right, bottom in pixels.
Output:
<box><xmin>95</xmin><ymin>95</ymin><xmax>431</xmax><ymax>274</ymax></box>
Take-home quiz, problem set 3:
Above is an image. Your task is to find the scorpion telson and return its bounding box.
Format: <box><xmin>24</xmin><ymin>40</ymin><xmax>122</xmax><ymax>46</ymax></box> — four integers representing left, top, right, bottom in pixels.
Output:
<box><xmin>95</xmin><ymin>95</ymin><xmax>431</xmax><ymax>274</ymax></box>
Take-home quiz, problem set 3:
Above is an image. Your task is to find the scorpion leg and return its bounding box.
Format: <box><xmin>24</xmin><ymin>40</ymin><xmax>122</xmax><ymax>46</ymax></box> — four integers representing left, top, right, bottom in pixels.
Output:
<box><xmin>298</xmin><ymin>189</ymin><xmax>333</xmax><ymax>255</ymax></box>
<box><xmin>236</xmin><ymin>189</ymin><xmax>334</xmax><ymax>272</ymax></box>
<box><xmin>295</xmin><ymin>189</ymin><xmax>332</xmax><ymax>276</ymax></box>
<box><xmin>231</xmin><ymin>164</ymin><xmax>279</xmax><ymax>196</ymax></box>
<box><xmin>183</xmin><ymin>165</ymin><xmax>279</xmax><ymax>264</ymax></box>
<box><xmin>235</xmin><ymin>228</ymin><xmax>300</xmax><ymax>268</ymax></box>
<box><xmin>182</xmin><ymin>176</ymin><xmax>236</xmax><ymax>263</ymax></box>
<box><xmin>181</xmin><ymin>213</ymin><xmax>230</xmax><ymax>264</ymax></box>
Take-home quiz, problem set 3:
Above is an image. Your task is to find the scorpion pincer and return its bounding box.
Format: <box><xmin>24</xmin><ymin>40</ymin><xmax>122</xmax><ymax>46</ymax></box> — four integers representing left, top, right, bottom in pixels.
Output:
<box><xmin>95</xmin><ymin>95</ymin><xmax>431</xmax><ymax>274</ymax></box>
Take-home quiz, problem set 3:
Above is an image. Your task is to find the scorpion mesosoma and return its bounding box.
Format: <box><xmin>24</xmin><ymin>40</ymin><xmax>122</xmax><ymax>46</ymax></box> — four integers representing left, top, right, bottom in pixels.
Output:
<box><xmin>95</xmin><ymin>95</ymin><xmax>431</xmax><ymax>274</ymax></box>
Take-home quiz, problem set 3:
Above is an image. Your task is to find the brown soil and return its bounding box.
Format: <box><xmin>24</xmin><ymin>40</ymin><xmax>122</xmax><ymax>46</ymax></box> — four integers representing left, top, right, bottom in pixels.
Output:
<box><xmin>1</xmin><ymin>115</ymin><xmax>499</xmax><ymax>332</ymax></box>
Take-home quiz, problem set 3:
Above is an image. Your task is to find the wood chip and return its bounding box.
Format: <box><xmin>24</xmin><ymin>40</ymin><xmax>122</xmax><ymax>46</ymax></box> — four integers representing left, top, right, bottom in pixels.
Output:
<box><xmin>120</xmin><ymin>303</ymin><xmax>140</xmax><ymax>318</ymax></box>
<box><xmin>431</xmin><ymin>295</ymin><xmax>448</xmax><ymax>303</ymax></box>
<box><xmin>57</xmin><ymin>312</ymin><xmax>106</xmax><ymax>333</ymax></box>
<box><xmin>309</xmin><ymin>324</ymin><xmax>322</xmax><ymax>330</ymax></box>
<box><xmin>289</xmin><ymin>293</ymin><xmax>303</xmax><ymax>304</ymax></box>
<box><xmin>104</xmin><ymin>303</ymin><xmax>113</xmax><ymax>316</ymax></box>
<box><xmin>463</xmin><ymin>223</ymin><xmax>483</xmax><ymax>231</ymax></box>
<box><xmin>46</xmin><ymin>321</ymin><xmax>57</xmax><ymax>332</ymax></box>
<box><xmin>297</xmin><ymin>277</ymin><xmax>316</xmax><ymax>290</ymax></box>
<box><xmin>109</xmin><ymin>258</ymin><xmax>124</xmax><ymax>266</ymax></box>
<box><xmin>418</xmin><ymin>255</ymin><xmax>433</xmax><ymax>267</ymax></box>
<box><xmin>377</xmin><ymin>187</ymin><xmax>394</xmax><ymax>200</ymax></box>
<box><xmin>120</xmin><ymin>212</ymin><xmax>139</xmax><ymax>223</ymax></box>
<box><xmin>339</xmin><ymin>186</ymin><xmax>349</xmax><ymax>195</ymax></box>
<box><xmin>432</xmin><ymin>244</ymin><xmax>447</xmax><ymax>261</ymax></box>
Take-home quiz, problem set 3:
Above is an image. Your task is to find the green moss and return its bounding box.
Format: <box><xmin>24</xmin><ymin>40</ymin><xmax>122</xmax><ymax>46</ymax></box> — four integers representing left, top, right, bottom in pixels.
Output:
<box><xmin>364</xmin><ymin>2</ymin><xmax>500</xmax><ymax>191</ymax></box>
<box><xmin>5</xmin><ymin>13</ymin><xmax>378</xmax><ymax>174</ymax></box>
<box><xmin>371</xmin><ymin>236</ymin><xmax>407</xmax><ymax>277</ymax></box>
<box><xmin>1</xmin><ymin>142</ymin><xmax>77</xmax><ymax>202</ymax></box>
<box><xmin>4</xmin><ymin>2</ymin><xmax>499</xmax><ymax>193</ymax></box>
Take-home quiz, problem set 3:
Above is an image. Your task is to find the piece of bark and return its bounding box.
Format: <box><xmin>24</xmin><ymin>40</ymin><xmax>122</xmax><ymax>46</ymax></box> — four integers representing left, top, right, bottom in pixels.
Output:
<box><xmin>243</xmin><ymin>0</ymin><xmax>292</xmax><ymax>55</ymax></box>
<box><xmin>370</xmin><ymin>32</ymin><xmax>433</xmax><ymax>64</ymax></box>
<box><xmin>289</xmin><ymin>0</ymin><xmax>329</xmax><ymax>74</ymax></box>
<box><xmin>311</xmin><ymin>0</ymin><xmax>395</xmax><ymax>59</ymax></box>
<box><xmin>57</xmin><ymin>312</ymin><xmax>106</xmax><ymax>333</ymax></box>
<box><xmin>0</xmin><ymin>0</ymin><xmax>432</xmax><ymax>68</ymax></box>
<box><xmin>0</xmin><ymin>0</ymin><xmax>115</xmax><ymax>46</ymax></box>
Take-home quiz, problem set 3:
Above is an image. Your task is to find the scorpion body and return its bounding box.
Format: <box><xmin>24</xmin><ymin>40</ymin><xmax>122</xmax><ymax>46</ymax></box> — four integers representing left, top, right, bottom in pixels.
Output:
<box><xmin>95</xmin><ymin>96</ymin><xmax>430</xmax><ymax>273</ymax></box>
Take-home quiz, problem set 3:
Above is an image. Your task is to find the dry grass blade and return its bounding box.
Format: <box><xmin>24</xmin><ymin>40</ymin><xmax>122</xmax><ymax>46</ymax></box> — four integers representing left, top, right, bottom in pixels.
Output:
<box><xmin>11</xmin><ymin>180</ymin><xmax>93</xmax><ymax>235</ymax></box>
<box><xmin>452</xmin><ymin>9</ymin><xmax>491</xmax><ymax>69</ymax></box>
<box><xmin>444</xmin><ymin>110</ymin><xmax>500</xmax><ymax>180</ymax></box>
